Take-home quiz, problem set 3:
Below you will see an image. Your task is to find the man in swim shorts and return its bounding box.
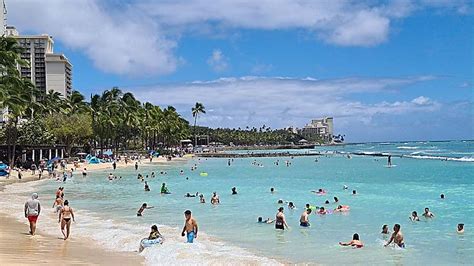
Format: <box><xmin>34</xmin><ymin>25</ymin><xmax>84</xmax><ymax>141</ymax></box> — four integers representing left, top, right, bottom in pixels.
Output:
<box><xmin>385</xmin><ymin>224</ymin><xmax>405</xmax><ymax>248</ymax></box>
<box><xmin>181</xmin><ymin>210</ymin><xmax>198</xmax><ymax>243</ymax></box>
<box><xmin>300</xmin><ymin>209</ymin><xmax>311</xmax><ymax>227</ymax></box>
<box><xmin>24</xmin><ymin>193</ymin><xmax>41</xmax><ymax>235</ymax></box>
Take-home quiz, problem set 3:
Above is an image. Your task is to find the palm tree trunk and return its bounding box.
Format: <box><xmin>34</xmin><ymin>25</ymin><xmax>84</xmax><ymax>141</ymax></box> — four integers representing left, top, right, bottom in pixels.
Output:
<box><xmin>193</xmin><ymin>115</ymin><xmax>198</xmax><ymax>146</ymax></box>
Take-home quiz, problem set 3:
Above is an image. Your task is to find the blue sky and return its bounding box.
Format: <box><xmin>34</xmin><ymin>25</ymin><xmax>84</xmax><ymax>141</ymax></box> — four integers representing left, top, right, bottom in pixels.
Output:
<box><xmin>8</xmin><ymin>0</ymin><xmax>474</xmax><ymax>142</ymax></box>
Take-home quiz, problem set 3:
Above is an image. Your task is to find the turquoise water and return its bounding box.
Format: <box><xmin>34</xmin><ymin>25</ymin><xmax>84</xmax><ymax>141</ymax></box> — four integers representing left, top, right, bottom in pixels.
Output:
<box><xmin>9</xmin><ymin>141</ymin><xmax>474</xmax><ymax>264</ymax></box>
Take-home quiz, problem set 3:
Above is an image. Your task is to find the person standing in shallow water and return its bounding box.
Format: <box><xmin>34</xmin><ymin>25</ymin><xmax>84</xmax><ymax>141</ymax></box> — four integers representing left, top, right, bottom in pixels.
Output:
<box><xmin>181</xmin><ymin>210</ymin><xmax>198</xmax><ymax>243</ymax></box>
<box><xmin>385</xmin><ymin>224</ymin><xmax>405</xmax><ymax>248</ymax></box>
<box><xmin>275</xmin><ymin>207</ymin><xmax>289</xmax><ymax>230</ymax></box>
<box><xmin>24</xmin><ymin>193</ymin><xmax>41</xmax><ymax>235</ymax></box>
<box><xmin>388</xmin><ymin>155</ymin><xmax>392</xmax><ymax>166</ymax></box>
<box><xmin>135</xmin><ymin>161</ymin><xmax>138</xmax><ymax>171</ymax></box>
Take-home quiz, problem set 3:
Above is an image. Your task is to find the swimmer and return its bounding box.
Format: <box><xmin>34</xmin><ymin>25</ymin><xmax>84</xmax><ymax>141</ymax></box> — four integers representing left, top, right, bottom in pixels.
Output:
<box><xmin>151</xmin><ymin>172</ymin><xmax>155</xmax><ymax>178</ymax></box>
<box><xmin>381</xmin><ymin>224</ymin><xmax>390</xmax><ymax>234</ymax></box>
<box><xmin>275</xmin><ymin>207</ymin><xmax>289</xmax><ymax>230</ymax></box>
<box><xmin>185</xmin><ymin>193</ymin><xmax>196</xmax><ymax>198</ymax></box>
<box><xmin>108</xmin><ymin>173</ymin><xmax>114</xmax><ymax>180</ymax></box>
<box><xmin>457</xmin><ymin>223</ymin><xmax>464</xmax><ymax>234</ymax></box>
<box><xmin>139</xmin><ymin>225</ymin><xmax>163</xmax><ymax>253</ymax></box>
<box><xmin>288</xmin><ymin>202</ymin><xmax>296</xmax><ymax>209</ymax></box>
<box><xmin>270</xmin><ymin>187</ymin><xmax>275</xmax><ymax>193</ymax></box>
<box><xmin>343</xmin><ymin>185</ymin><xmax>348</xmax><ymax>190</ymax></box>
<box><xmin>231</xmin><ymin>187</ymin><xmax>238</xmax><ymax>195</ymax></box>
<box><xmin>325</xmin><ymin>200</ymin><xmax>330</xmax><ymax>204</ymax></box>
<box><xmin>423</xmin><ymin>208</ymin><xmax>434</xmax><ymax>218</ymax></box>
<box><xmin>258</xmin><ymin>217</ymin><xmax>274</xmax><ymax>224</ymax></box>
<box><xmin>160</xmin><ymin>183</ymin><xmax>170</xmax><ymax>194</ymax></box>
<box><xmin>385</xmin><ymin>224</ymin><xmax>405</xmax><ymax>248</ymax></box>
<box><xmin>440</xmin><ymin>194</ymin><xmax>445</xmax><ymax>199</ymax></box>
<box><xmin>339</xmin><ymin>233</ymin><xmax>364</xmax><ymax>248</ymax></box>
<box><xmin>199</xmin><ymin>194</ymin><xmax>206</xmax><ymax>203</ymax></box>
<box><xmin>211</xmin><ymin>192</ymin><xmax>220</xmax><ymax>205</ymax></box>
<box><xmin>334</xmin><ymin>205</ymin><xmax>350</xmax><ymax>212</ymax></box>
<box><xmin>144</xmin><ymin>181</ymin><xmax>150</xmax><ymax>191</ymax></box>
<box><xmin>352</xmin><ymin>190</ymin><xmax>357</xmax><ymax>195</ymax></box>
<box><xmin>318</xmin><ymin>207</ymin><xmax>327</xmax><ymax>215</ymax></box>
<box><xmin>410</xmin><ymin>211</ymin><xmax>420</xmax><ymax>221</ymax></box>
<box><xmin>148</xmin><ymin>225</ymin><xmax>162</xmax><ymax>240</ymax></box>
<box><xmin>300</xmin><ymin>209</ymin><xmax>311</xmax><ymax>227</ymax></box>
<box><xmin>334</xmin><ymin>197</ymin><xmax>339</xmax><ymax>203</ymax></box>
<box><xmin>137</xmin><ymin>203</ymin><xmax>154</xmax><ymax>216</ymax></box>
<box><xmin>277</xmin><ymin>199</ymin><xmax>284</xmax><ymax>204</ymax></box>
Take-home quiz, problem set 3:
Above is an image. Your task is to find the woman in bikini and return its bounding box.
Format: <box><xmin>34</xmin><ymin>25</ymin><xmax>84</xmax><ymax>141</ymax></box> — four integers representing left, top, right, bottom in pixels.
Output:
<box><xmin>339</xmin><ymin>233</ymin><xmax>364</xmax><ymax>248</ymax></box>
<box><xmin>59</xmin><ymin>200</ymin><xmax>75</xmax><ymax>240</ymax></box>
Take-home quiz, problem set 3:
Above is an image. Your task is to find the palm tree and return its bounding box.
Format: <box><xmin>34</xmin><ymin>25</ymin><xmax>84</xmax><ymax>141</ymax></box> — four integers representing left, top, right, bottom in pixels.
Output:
<box><xmin>191</xmin><ymin>102</ymin><xmax>205</xmax><ymax>146</ymax></box>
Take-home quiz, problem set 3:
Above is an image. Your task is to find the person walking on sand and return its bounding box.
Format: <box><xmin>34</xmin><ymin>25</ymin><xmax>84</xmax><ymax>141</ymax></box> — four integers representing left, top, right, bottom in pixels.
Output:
<box><xmin>59</xmin><ymin>200</ymin><xmax>75</xmax><ymax>240</ymax></box>
<box><xmin>181</xmin><ymin>210</ymin><xmax>198</xmax><ymax>243</ymax></box>
<box><xmin>24</xmin><ymin>193</ymin><xmax>41</xmax><ymax>235</ymax></box>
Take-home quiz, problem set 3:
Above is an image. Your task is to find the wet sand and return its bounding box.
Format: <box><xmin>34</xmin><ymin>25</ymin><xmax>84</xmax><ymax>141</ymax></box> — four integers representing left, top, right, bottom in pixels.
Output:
<box><xmin>0</xmin><ymin>215</ymin><xmax>143</xmax><ymax>265</ymax></box>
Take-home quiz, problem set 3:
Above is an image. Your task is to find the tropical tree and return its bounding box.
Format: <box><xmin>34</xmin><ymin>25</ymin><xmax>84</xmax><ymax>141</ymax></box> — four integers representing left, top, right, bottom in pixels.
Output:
<box><xmin>0</xmin><ymin>36</ymin><xmax>39</xmax><ymax>167</ymax></box>
<box><xmin>191</xmin><ymin>102</ymin><xmax>206</xmax><ymax>146</ymax></box>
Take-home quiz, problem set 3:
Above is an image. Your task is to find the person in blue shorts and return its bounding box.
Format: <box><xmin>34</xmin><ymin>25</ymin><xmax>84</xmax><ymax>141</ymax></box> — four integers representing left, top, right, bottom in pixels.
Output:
<box><xmin>181</xmin><ymin>210</ymin><xmax>198</xmax><ymax>243</ymax></box>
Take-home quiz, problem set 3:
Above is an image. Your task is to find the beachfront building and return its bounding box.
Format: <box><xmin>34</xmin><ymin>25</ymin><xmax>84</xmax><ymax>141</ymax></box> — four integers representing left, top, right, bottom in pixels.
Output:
<box><xmin>4</xmin><ymin>26</ymin><xmax>73</xmax><ymax>98</ymax></box>
<box><xmin>298</xmin><ymin>117</ymin><xmax>334</xmax><ymax>142</ymax></box>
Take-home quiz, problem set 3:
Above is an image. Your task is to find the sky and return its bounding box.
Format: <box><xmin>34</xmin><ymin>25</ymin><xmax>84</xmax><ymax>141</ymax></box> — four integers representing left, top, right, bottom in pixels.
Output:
<box><xmin>7</xmin><ymin>0</ymin><xmax>474</xmax><ymax>142</ymax></box>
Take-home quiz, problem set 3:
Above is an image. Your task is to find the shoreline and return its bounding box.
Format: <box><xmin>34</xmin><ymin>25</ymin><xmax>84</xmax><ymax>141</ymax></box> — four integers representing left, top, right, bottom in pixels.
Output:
<box><xmin>0</xmin><ymin>157</ymin><xmax>180</xmax><ymax>266</ymax></box>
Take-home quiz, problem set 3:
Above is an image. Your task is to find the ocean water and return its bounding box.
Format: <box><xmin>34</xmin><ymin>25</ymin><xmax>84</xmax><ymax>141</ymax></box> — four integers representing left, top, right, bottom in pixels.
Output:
<box><xmin>1</xmin><ymin>140</ymin><xmax>473</xmax><ymax>265</ymax></box>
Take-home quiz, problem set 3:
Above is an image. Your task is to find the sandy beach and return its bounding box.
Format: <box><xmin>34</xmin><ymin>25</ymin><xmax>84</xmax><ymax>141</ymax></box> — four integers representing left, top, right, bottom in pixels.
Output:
<box><xmin>0</xmin><ymin>157</ymin><xmax>183</xmax><ymax>266</ymax></box>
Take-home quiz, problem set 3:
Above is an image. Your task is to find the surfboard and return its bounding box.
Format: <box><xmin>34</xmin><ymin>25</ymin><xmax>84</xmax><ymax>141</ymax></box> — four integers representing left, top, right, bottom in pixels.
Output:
<box><xmin>384</xmin><ymin>165</ymin><xmax>397</xmax><ymax>168</ymax></box>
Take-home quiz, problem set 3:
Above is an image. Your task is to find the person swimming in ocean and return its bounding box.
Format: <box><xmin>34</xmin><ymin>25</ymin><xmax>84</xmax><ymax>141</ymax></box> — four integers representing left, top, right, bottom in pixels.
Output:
<box><xmin>334</xmin><ymin>205</ymin><xmax>350</xmax><ymax>212</ymax></box>
<box><xmin>381</xmin><ymin>224</ymin><xmax>390</xmax><ymax>234</ymax></box>
<box><xmin>457</xmin><ymin>223</ymin><xmax>464</xmax><ymax>234</ymax></box>
<box><xmin>232</xmin><ymin>187</ymin><xmax>238</xmax><ymax>195</ymax></box>
<box><xmin>410</xmin><ymin>211</ymin><xmax>420</xmax><ymax>221</ymax></box>
<box><xmin>334</xmin><ymin>197</ymin><xmax>339</xmax><ymax>203</ymax></box>
<box><xmin>423</xmin><ymin>207</ymin><xmax>435</xmax><ymax>218</ymax></box>
<box><xmin>137</xmin><ymin>203</ymin><xmax>154</xmax><ymax>216</ymax></box>
<box><xmin>139</xmin><ymin>225</ymin><xmax>163</xmax><ymax>252</ymax></box>
<box><xmin>288</xmin><ymin>202</ymin><xmax>296</xmax><ymax>209</ymax></box>
<box><xmin>211</xmin><ymin>192</ymin><xmax>220</xmax><ymax>204</ymax></box>
<box><xmin>270</xmin><ymin>187</ymin><xmax>275</xmax><ymax>193</ymax></box>
<box><xmin>275</xmin><ymin>207</ymin><xmax>289</xmax><ymax>230</ymax></box>
<box><xmin>339</xmin><ymin>233</ymin><xmax>364</xmax><ymax>248</ymax></box>
<box><xmin>144</xmin><ymin>181</ymin><xmax>150</xmax><ymax>191</ymax></box>
<box><xmin>318</xmin><ymin>207</ymin><xmax>327</xmax><ymax>215</ymax></box>
<box><xmin>258</xmin><ymin>217</ymin><xmax>274</xmax><ymax>224</ymax></box>
<box><xmin>185</xmin><ymin>193</ymin><xmax>196</xmax><ymax>197</ymax></box>
<box><xmin>160</xmin><ymin>183</ymin><xmax>170</xmax><ymax>194</ymax></box>
<box><xmin>300</xmin><ymin>209</ymin><xmax>311</xmax><ymax>227</ymax></box>
<box><xmin>199</xmin><ymin>194</ymin><xmax>206</xmax><ymax>203</ymax></box>
<box><xmin>385</xmin><ymin>224</ymin><xmax>405</xmax><ymax>248</ymax></box>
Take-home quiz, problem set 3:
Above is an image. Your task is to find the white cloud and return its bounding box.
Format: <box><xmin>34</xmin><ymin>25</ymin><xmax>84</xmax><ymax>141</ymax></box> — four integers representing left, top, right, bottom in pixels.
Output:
<box><xmin>207</xmin><ymin>49</ymin><xmax>229</xmax><ymax>72</ymax></box>
<box><xmin>8</xmin><ymin>1</ymin><xmax>470</xmax><ymax>76</ymax></box>
<box><xmin>8</xmin><ymin>0</ymin><xmax>177</xmax><ymax>76</ymax></box>
<box><xmin>132</xmin><ymin>76</ymin><xmax>441</xmax><ymax>130</ymax></box>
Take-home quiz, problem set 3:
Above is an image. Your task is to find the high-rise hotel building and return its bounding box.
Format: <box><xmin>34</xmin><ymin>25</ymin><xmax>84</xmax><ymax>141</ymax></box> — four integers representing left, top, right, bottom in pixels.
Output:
<box><xmin>4</xmin><ymin>26</ymin><xmax>72</xmax><ymax>98</ymax></box>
